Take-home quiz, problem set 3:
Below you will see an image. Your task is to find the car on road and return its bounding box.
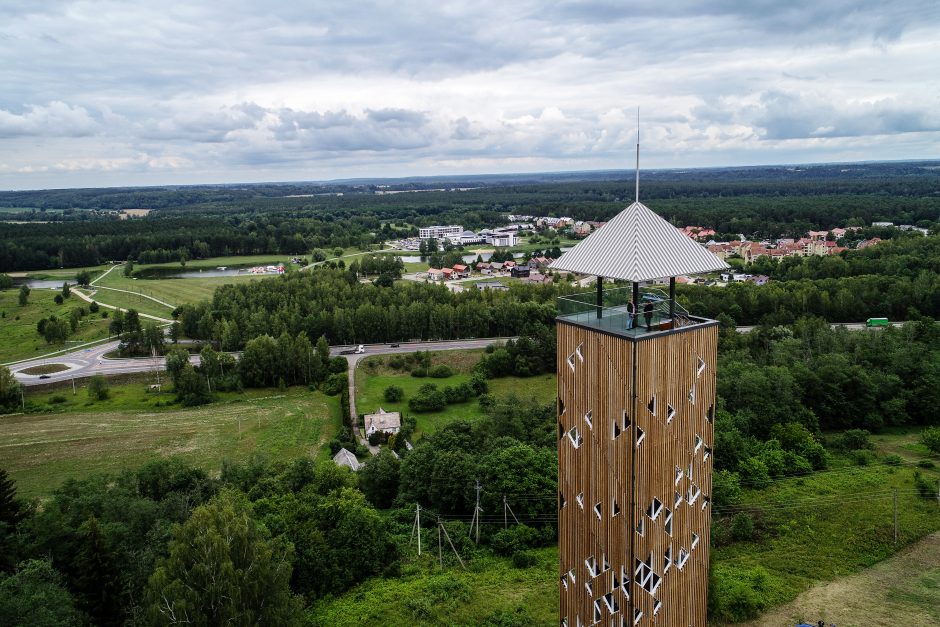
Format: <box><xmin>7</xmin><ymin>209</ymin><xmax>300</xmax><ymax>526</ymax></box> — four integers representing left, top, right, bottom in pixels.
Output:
<box><xmin>389</xmin><ymin>343</ymin><xmax>400</xmax><ymax>348</ymax></box>
<box><xmin>39</xmin><ymin>375</ymin><xmax>51</xmax><ymax>379</ymax></box>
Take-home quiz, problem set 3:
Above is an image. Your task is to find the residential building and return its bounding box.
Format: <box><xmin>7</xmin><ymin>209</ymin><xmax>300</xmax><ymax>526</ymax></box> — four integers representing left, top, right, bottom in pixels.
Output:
<box><xmin>550</xmin><ymin>199</ymin><xmax>727</xmax><ymax>627</ymax></box>
<box><xmin>333</xmin><ymin>448</ymin><xmax>360</xmax><ymax>472</ymax></box>
<box><xmin>510</xmin><ymin>266</ymin><xmax>530</xmax><ymax>278</ymax></box>
<box><xmin>452</xmin><ymin>264</ymin><xmax>470</xmax><ymax>278</ymax></box>
<box><xmin>364</xmin><ymin>408</ymin><xmax>401</xmax><ymax>436</ymax></box>
<box><xmin>475</xmin><ymin>281</ymin><xmax>508</xmax><ymax>291</ymax></box>
<box><xmin>419</xmin><ymin>225</ymin><xmax>464</xmax><ymax>240</ymax></box>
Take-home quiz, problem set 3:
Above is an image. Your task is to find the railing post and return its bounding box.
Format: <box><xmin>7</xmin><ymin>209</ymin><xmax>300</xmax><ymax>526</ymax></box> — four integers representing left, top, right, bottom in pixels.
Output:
<box><xmin>596</xmin><ymin>276</ymin><xmax>603</xmax><ymax>319</ymax></box>
<box><xmin>669</xmin><ymin>277</ymin><xmax>676</xmax><ymax>329</ymax></box>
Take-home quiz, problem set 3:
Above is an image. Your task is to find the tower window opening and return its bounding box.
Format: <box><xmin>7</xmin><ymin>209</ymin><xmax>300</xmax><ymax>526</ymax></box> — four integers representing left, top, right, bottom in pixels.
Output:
<box><xmin>613</xmin><ymin>421</ymin><xmax>621</xmax><ymax>440</ymax></box>
<box><xmin>675</xmin><ymin>491</ymin><xmax>682</xmax><ymax>507</ymax></box>
<box><xmin>567</xmin><ymin>354</ymin><xmax>575</xmax><ymax>372</ymax></box>
<box><xmin>666</xmin><ymin>404</ymin><xmax>676</xmax><ymax>424</ymax></box>
<box><xmin>688</xmin><ymin>484</ymin><xmax>701</xmax><ymax>505</ymax></box>
<box><xmin>560</xmin><ymin>492</ymin><xmax>566</xmax><ymax>509</ymax></box>
<box><xmin>594</xmin><ymin>502</ymin><xmax>602</xmax><ymax>520</ymax></box>
<box><xmin>704</xmin><ymin>445</ymin><xmax>712</xmax><ymax>462</ymax></box>
<box><xmin>701</xmin><ymin>496</ymin><xmax>710</xmax><ymax>511</ymax></box>
<box><xmin>576</xmin><ymin>493</ymin><xmax>584</xmax><ymax>510</ymax></box>
<box><xmin>677</xmin><ymin>548</ymin><xmax>689</xmax><ymax>569</ymax></box>
<box><xmin>567</xmin><ymin>426</ymin><xmax>583</xmax><ymax>449</ymax></box>
<box><xmin>636</xmin><ymin>427</ymin><xmax>645</xmax><ymax>447</ymax></box>
<box><xmin>633</xmin><ymin>608</ymin><xmax>643</xmax><ymax>625</ymax></box>
<box><xmin>675</xmin><ymin>466</ymin><xmax>682</xmax><ymax>485</ymax></box>
<box><xmin>694</xmin><ymin>434</ymin><xmax>703</xmax><ymax>452</ymax></box>
<box><xmin>593</xmin><ymin>600</ymin><xmax>602</xmax><ymax>624</ymax></box>
<box><xmin>584</xmin><ymin>410</ymin><xmax>593</xmax><ymax>430</ymax></box>
<box><xmin>664</xmin><ymin>509</ymin><xmax>673</xmax><ymax>535</ymax></box>
<box><xmin>692</xmin><ymin>533</ymin><xmax>700</xmax><ymax>549</ymax></box>
<box><xmin>664</xmin><ymin>545</ymin><xmax>672</xmax><ymax>573</ymax></box>
<box><xmin>688</xmin><ymin>386</ymin><xmax>696</xmax><ymax>404</ymax></box>
<box><xmin>648</xmin><ymin>396</ymin><xmax>656</xmax><ymax>415</ymax></box>
<box><xmin>647</xmin><ymin>498</ymin><xmax>663</xmax><ymax>521</ymax></box>
<box><xmin>653</xmin><ymin>599</ymin><xmax>663</xmax><ymax>616</ymax></box>
<box><xmin>575</xmin><ymin>342</ymin><xmax>584</xmax><ymax>362</ymax></box>
<box><xmin>697</xmin><ymin>357</ymin><xmax>706</xmax><ymax>377</ymax></box>
<box><xmin>636</xmin><ymin>518</ymin><xmax>644</xmax><ymax>536</ymax></box>
<box><xmin>585</xmin><ymin>555</ymin><xmax>598</xmax><ymax>577</ymax></box>
<box><xmin>612</xmin><ymin>499</ymin><xmax>620</xmax><ymax>517</ymax></box>
<box><xmin>559</xmin><ymin>396</ymin><xmax>566</xmax><ymax>415</ymax></box>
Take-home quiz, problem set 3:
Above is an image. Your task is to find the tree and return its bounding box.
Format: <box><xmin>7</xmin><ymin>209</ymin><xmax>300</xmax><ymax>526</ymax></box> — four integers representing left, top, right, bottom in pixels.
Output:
<box><xmin>0</xmin><ymin>559</ymin><xmax>83</xmax><ymax>627</ymax></box>
<box><xmin>89</xmin><ymin>301</ymin><xmax>99</xmax><ymax>313</ymax></box>
<box><xmin>175</xmin><ymin>363</ymin><xmax>212</xmax><ymax>406</ymax></box>
<box><xmin>87</xmin><ymin>375</ymin><xmax>110</xmax><ymax>401</ymax></box>
<box><xmin>61</xmin><ymin>282</ymin><xmax>71</xmax><ymax>299</ymax></box>
<box><xmin>168</xmin><ymin>321</ymin><xmax>181</xmax><ymax>343</ymax></box>
<box><xmin>73</xmin><ymin>517</ymin><xmax>122</xmax><ymax>626</ymax></box>
<box><xmin>383</xmin><ymin>385</ymin><xmax>404</xmax><ymax>403</ymax></box>
<box><xmin>75</xmin><ymin>270</ymin><xmax>92</xmax><ymax>286</ymax></box>
<box><xmin>17</xmin><ymin>285</ymin><xmax>29</xmax><ymax>306</ymax></box>
<box><xmin>123</xmin><ymin>260</ymin><xmax>134</xmax><ymax>278</ymax></box>
<box><xmin>54</xmin><ymin>294</ymin><xmax>63</xmax><ymax>305</ymax></box>
<box><xmin>143</xmin><ymin>490</ymin><xmax>299</xmax><ymax>626</ymax></box>
<box><xmin>0</xmin><ymin>367</ymin><xmax>21</xmax><ymax>414</ymax></box>
<box><xmin>922</xmin><ymin>426</ymin><xmax>940</xmax><ymax>455</ymax></box>
<box><xmin>358</xmin><ymin>449</ymin><xmax>400</xmax><ymax>509</ymax></box>
<box><xmin>0</xmin><ymin>274</ymin><xmax>12</xmax><ymax>290</ymax></box>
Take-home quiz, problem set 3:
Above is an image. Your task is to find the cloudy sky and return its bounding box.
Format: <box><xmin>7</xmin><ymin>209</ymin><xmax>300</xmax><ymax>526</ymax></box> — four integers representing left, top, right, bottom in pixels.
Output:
<box><xmin>1</xmin><ymin>0</ymin><xmax>938</xmax><ymax>189</ymax></box>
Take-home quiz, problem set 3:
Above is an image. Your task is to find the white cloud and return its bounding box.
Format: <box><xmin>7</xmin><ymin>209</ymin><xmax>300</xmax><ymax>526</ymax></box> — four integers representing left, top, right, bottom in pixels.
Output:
<box><xmin>0</xmin><ymin>0</ymin><xmax>938</xmax><ymax>188</ymax></box>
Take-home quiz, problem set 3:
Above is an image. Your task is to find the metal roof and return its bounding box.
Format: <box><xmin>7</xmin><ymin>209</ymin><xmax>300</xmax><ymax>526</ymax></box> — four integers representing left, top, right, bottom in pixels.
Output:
<box><xmin>549</xmin><ymin>201</ymin><xmax>729</xmax><ymax>281</ymax></box>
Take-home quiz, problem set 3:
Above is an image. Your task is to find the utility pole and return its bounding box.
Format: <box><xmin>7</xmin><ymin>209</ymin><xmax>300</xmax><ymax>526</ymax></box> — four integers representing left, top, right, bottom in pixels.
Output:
<box><xmin>893</xmin><ymin>489</ymin><xmax>899</xmax><ymax>546</ymax></box>
<box><xmin>469</xmin><ymin>479</ymin><xmax>482</xmax><ymax>543</ymax></box>
<box><xmin>439</xmin><ymin>518</ymin><xmax>466</xmax><ymax>569</ymax></box>
<box><xmin>71</xmin><ymin>376</ymin><xmax>76</xmax><ymax>395</ymax></box>
<box><xmin>438</xmin><ymin>517</ymin><xmax>443</xmax><ymax>569</ymax></box>
<box><xmin>503</xmin><ymin>495</ymin><xmax>520</xmax><ymax>527</ymax></box>
<box><xmin>410</xmin><ymin>504</ymin><xmax>422</xmax><ymax>556</ymax></box>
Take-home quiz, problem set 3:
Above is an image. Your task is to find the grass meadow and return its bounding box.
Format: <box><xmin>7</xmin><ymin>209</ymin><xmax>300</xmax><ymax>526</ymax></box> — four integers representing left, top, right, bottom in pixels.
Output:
<box><xmin>0</xmin><ymin>288</ymin><xmax>111</xmax><ymax>364</ymax></box>
<box><xmin>354</xmin><ymin>349</ymin><xmax>555</xmax><ymax>438</ymax></box>
<box><xmin>1</xmin><ymin>381</ymin><xmax>343</xmax><ymax>498</ymax></box>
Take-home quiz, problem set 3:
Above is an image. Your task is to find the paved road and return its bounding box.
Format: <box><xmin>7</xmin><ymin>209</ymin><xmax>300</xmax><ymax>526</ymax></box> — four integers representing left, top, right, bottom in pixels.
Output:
<box><xmin>11</xmin><ymin>337</ymin><xmax>513</xmax><ymax>387</ymax></box>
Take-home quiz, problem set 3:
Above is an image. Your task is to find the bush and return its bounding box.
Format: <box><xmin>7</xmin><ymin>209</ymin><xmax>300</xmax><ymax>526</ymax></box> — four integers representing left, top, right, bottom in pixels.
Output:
<box><xmin>469</xmin><ymin>372</ymin><xmax>488</xmax><ymax>395</ymax></box>
<box><xmin>383</xmin><ymin>385</ymin><xmax>404</xmax><ymax>403</ymax></box>
<box><xmin>838</xmin><ymin>429</ymin><xmax>873</xmax><ymax>451</ymax></box>
<box><xmin>712</xmin><ymin>470</ymin><xmax>742</xmax><ymax>508</ymax></box>
<box><xmin>738</xmin><ymin>457</ymin><xmax>771</xmax><ymax>490</ymax></box>
<box><xmin>709</xmin><ymin>565</ymin><xmax>774</xmax><ymax>623</ymax></box>
<box><xmin>322</xmin><ymin>372</ymin><xmax>348</xmax><ymax>396</ymax></box>
<box><xmin>490</xmin><ymin>524</ymin><xmax>543</xmax><ymax>556</ymax></box>
<box><xmin>49</xmin><ymin>395</ymin><xmax>67</xmax><ymax>404</ymax></box>
<box><xmin>917</xmin><ymin>460</ymin><xmax>936</xmax><ymax>469</ymax></box>
<box><xmin>388</xmin><ymin>356</ymin><xmax>405</xmax><ymax>370</ymax></box>
<box><xmin>408</xmin><ymin>383</ymin><xmax>446</xmax><ymax>412</ymax></box>
<box><xmin>849</xmin><ymin>449</ymin><xmax>876</xmax><ymax>466</ymax></box>
<box><xmin>428</xmin><ymin>365</ymin><xmax>453</xmax><ymax>378</ymax></box>
<box><xmin>512</xmin><ymin>551</ymin><xmax>536</xmax><ymax>568</ymax></box>
<box><xmin>883</xmin><ymin>454</ymin><xmax>903</xmax><ymax>466</ymax></box>
<box><xmin>87</xmin><ymin>375</ymin><xmax>110</xmax><ymax>401</ymax></box>
<box><xmin>410</xmin><ymin>368</ymin><xmax>427</xmax><ymax>378</ymax></box>
<box><xmin>921</xmin><ymin>426</ymin><xmax>940</xmax><ymax>455</ymax></box>
<box><xmin>442</xmin><ymin>382</ymin><xmax>473</xmax><ymax>405</ymax></box>
<box><xmin>914</xmin><ymin>470</ymin><xmax>936</xmax><ymax>499</ymax></box>
<box><xmin>730</xmin><ymin>513</ymin><xmax>755</xmax><ymax>541</ymax></box>
<box><xmin>89</xmin><ymin>301</ymin><xmax>99</xmax><ymax>313</ymax></box>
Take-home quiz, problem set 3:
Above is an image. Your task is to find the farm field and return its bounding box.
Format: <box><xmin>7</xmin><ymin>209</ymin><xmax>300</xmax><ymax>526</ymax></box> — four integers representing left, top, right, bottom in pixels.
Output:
<box><xmin>0</xmin><ymin>384</ymin><xmax>343</xmax><ymax>497</ymax></box>
<box><xmin>355</xmin><ymin>349</ymin><xmax>555</xmax><ymax>438</ymax></box>
<box><xmin>0</xmin><ymin>288</ymin><xmax>110</xmax><ymax>364</ymax></box>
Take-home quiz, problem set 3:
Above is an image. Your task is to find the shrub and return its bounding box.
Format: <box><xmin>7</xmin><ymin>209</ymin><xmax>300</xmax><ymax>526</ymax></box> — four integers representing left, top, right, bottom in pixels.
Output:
<box><xmin>469</xmin><ymin>372</ymin><xmax>489</xmax><ymax>395</ymax></box>
<box><xmin>838</xmin><ymin>429</ymin><xmax>873</xmax><ymax>451</ymax></box>
<box><xmin>87</xmin><ymin>375</ymin><xmax>110</xmax><ymax>401</ymax></box>
<box><xmin>410</xmin><ymin>368</ymin><xmax>427</xmax><ymax>378</ymax></box>
<box><xmin>383</xmin><ymin>385</ymin><xmax>404</xmax><ymax>403</ymax></box>
<box><xmin>408</xmin><ymin>383</ymin><xmax>446</xmax><ymax>412</ymax></box>
<box><xmin>49</xmin><ymin>395</ymin><xmax>67</xmax><ymax>404</ymax></box>
<box><xmin>709</xmin><ymin>565</ymin><xmax>774</xmax><ymax>623</ymax></box>
<box><xmin>913</xmin><ymin>470</ymin><xmax>935</xmax><ymax>499</ymax></box>
<box><xmin>849</xmin><ymin>449</ymin><xmax>876</xmax><ymax>466</ymax></box>
<box><xmin>512</xmin><ymin>551</ymin><xmax>536</xmax><ymax>569</ymax></box>
<box><xmin>883</xmin><ymin>454</ymin><xmax>903</xmax><ymax>466</ymax></box>
<box><xmin>738</xmin><ymin>457</ymin><xmax>771</xmax><ymax>490</ymax></box>
<box><xmin>712</xmin><ymin>470</ymin><xmax>742</xmax><ymax>508</ymax></box>
<box><xmin>921</xmin><ymin>426</ymin><xmax>940</xmax><ymax>455</ymax></box>
<box><xmin>388</xmin><ymin>356</ymin><xmax>405</xmax><ymax>370</ymax></box>
<box><xmin>322</xmin><ymin>372</ymin><xmax>348</xmax><ymax>396</ymax></box>
<box><xmin>917</xmin><ymin>460</ymin><xmax>936</xmax><ymax>469</ymax></box>
<box><xmin>89</xmin><ymin>301</ymin><xmax>99</xmax><ymax>313</ymax></box>
<box><xmin>428</xmin><ymin>365</ymin><xmax>453</xmax><ymax>378</ymax></box>
<box><xmin>490</xmin><ymin>524</ymin><xmax>543</xmax><ymax>556</ymax></box>
<box><xmin>730</xmin><ymin>513</ymin><xmax>755</xmax><ymax>541</ymax></box>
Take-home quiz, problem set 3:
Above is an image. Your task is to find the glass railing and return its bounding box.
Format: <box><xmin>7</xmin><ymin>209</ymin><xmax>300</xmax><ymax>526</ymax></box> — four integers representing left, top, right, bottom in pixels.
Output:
<box><xmin>557</xmin><ymin>285</ymin><xmax>711</xmax><ymax>338</ymax></box>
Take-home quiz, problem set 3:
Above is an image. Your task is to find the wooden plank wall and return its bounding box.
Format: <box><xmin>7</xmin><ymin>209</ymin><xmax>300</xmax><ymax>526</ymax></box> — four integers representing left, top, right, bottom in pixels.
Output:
<box><xmin>558</xmin><ymin>321</ymin><xmax>717</xmax><ymax>627</ymax></box>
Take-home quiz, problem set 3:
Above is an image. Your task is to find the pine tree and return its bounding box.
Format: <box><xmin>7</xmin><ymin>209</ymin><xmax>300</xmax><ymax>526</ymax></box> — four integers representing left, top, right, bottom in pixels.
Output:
<box><xmin>74</xmin><ymin>516</ymin><xmax>123</xmax><ymax>626</ymax></box>
<box><xmin>0</xmin><ymin>469</ymin><xmax>22</xmax><ymax>529</ymax></box>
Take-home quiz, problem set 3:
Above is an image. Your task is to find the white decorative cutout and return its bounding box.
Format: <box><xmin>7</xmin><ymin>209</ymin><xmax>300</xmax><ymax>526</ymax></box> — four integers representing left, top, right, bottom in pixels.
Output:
<box><xmin>694</xmin><ymin>434</ymin><xmax>703</xmax><ymax>452</ymax></box>
<box><xmin>567</xmin><ymin>426</ymin><xmax>583</xmax><ymax>449</ymax></box>
<box><xmin>675</xmin><ymin>466</ymin><xmax>682</xmax><ymax>486</ymax></box>
<box><xmin>664</xmin><ymin>508</ymin><xmax>673</xmax><ymax>535</ymax></box>
<box><xmin>647</xmin><ymin>498</ymin><xmax>663</xmax><ymax>521</ymax></box>
<box><xmin>576</xmin><ymin>493</ymin><xmax>584</xmax><ymax>510</ymax></box>
<box><xmin>675</xmin><ymin>491</ymin><xmax>683</xmax><ymax>508</ymax></box>
<box><xmin>636</xmin><ymin>428</ymin><xmax>645</xmax><ymax>447</ymax></box>
<box><xmin>666</xmin><ymin>404</ymin><xmax>676</xmax><ymax>424</ymax></box>
<box><xmin>697</xmin><ymin>357</ymin><xmax>706</xmax><ymax>377</ymax></box>
<box><xmin>575</xmin><ymin>343</ymin><xmax>584</xmax><ymax>362</ymax></box>
<box><xmin>594</xmin><ymin>502</ymin><xmax>602</xmax><ymax>521</ymax></box>
<box><xmin>692</xmin><ymin>533</ymin><xmax>699</xmax><ymax>549</ymax></box>
<box><xmin>677</xmin><ymin>548</ymin><xmax>689</xmax><ymax>570</ymax></box>
<box><xmin>584</xmin><ymin>410</ymin><xmax>593</xmax><ymax>430</ymax></box>
<box><xmin>688</xmin><ymin>386</ymin><xmax>696</xmax><ymax>404</ymax></box>
<box><xmin>664</xmin><ymin>545</ymin><xmax>672</xmax><ymax>573</ymax></box>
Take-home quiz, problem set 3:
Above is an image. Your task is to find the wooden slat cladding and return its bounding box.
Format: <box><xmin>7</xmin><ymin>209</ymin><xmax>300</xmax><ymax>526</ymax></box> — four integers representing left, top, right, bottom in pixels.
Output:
<box><xmin>558</xmin><ymin>321</ymin><xmax>717</xmax><ymax>627</ymax></box>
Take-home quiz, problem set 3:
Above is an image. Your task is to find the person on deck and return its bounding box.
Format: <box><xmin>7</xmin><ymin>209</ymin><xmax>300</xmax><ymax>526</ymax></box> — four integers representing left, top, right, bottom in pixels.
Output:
<box><xmin>643</xmin><ymin>301</ymin><xmax>653</xmax><ymax>331</ymax></box>
<box><xmin>626</xmin><ymin>299</ymin><xmax>636</xmax><ymax>329</ymax></box>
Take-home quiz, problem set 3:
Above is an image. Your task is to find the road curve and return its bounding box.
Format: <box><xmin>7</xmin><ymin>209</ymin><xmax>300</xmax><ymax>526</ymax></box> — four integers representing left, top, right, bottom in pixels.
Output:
<box><xmin>11</xmin><ymin>337</ymin><xmax>515</xmax><ymax>387</ymax></box>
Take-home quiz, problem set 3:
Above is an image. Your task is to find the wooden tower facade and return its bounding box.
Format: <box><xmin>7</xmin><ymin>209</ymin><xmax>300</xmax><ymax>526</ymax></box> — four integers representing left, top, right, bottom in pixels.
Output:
<box><xmin>550</xmin><ymin>200</ymin><xmax>728</xmax><ymax>627</ymax></box>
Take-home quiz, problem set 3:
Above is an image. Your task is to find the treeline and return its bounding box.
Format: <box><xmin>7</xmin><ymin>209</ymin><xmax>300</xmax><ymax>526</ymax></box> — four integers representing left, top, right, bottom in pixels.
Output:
<box><xmin>175</xmin><ymin>268</ymin><xmax>569</xmax><ymax>347</ymax></box>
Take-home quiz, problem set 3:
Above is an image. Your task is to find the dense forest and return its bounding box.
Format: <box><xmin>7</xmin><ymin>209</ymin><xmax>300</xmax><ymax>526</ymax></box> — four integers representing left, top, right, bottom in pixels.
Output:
<box><xmin>3</xmin><ymin>160</ymin><xmax>940</xmax><ymax>271</ymax></box>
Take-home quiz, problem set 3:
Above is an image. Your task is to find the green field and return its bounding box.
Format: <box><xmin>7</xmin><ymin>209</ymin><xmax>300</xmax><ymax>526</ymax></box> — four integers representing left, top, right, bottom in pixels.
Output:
<box><xmin>0</xmin><ymin>288</ymin><xmax>111</xmax><ymax>364</ymax></box>
<box><xmin>137</xmin><ymin>254</ymin><xmax>297</xmax><ymax>272</ymax></box>
<box><xmin>307</xmin><ymin>548</ymin><xmax>558</xmax><ymax>626</ymax></box>
<box><xmin>75</xmin><ymin>285</ymin><xmax>176</xmax><ymax>319</ymax></box>
<box><xmin>94</xmin><ymin>270</ymin><xmax>271</xmax><ymax>309</ymax></box>
<box><xmin>307</xmin><ymin>430</ymin><xmax>940</xmax><ymax>625</ymax></box>
<box><xmin>355</xmin><ymin>350</ymin><xmax>555</xmax><ymax>438</ymax></box>
<box><xmin>11</xmin><ymin>264</ymin><xmax>111</xmax><ymax>280</ymax></box>
<box><xmin>0</xmin><ymin>382</ymin><xmax>343</xmax><ymax>498</ymax></box>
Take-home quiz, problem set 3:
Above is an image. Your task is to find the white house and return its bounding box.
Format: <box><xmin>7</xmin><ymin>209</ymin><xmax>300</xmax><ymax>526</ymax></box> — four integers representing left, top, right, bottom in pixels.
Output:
<box><xmin>364</xmin><ymin>407</ymin><xmax>401</xmax><ymax>435</ymax></box>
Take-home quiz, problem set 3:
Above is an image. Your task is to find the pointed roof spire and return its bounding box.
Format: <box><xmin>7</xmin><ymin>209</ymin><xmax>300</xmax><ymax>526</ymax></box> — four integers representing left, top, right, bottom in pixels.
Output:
<box><xmin>635</xmin><ymin>107</ymin><xmax>640</xmax><ymax>204</ymax></box>
<box><xmin>549</xmin><ymin>202</ymin><xmax>728</xmax><ymax>282</ymax></box>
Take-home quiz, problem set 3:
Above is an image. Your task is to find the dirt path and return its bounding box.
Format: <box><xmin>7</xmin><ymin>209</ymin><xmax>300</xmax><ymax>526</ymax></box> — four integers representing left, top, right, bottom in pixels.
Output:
<box><xmin>738</xmin><ymin>531</ymin><xmax>940</xmax><ymax>627</ymax></box>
